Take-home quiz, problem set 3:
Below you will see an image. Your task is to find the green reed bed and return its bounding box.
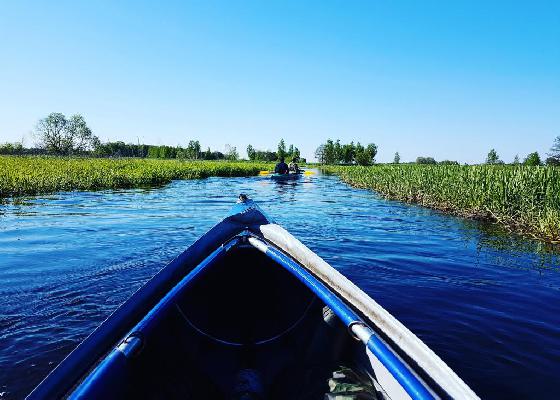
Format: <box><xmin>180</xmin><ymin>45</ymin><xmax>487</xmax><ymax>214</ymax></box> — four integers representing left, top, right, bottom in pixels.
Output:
<box><xmin>323</xmin><ymin>164</ymin><xmax>560</xmax><ymax>243</ymax></box>
<box><xmin>0</xmin><ymin>156</ymin><xmax>271</xmax><ymax>198</ymax></box>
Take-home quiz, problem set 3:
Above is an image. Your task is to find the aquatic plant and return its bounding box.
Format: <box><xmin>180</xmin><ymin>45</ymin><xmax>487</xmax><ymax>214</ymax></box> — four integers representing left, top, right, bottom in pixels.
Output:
<box><xmin>323</xmin><ymin>164</ymin><xmax>560</xmax><ymax>243</ymax></box>
<box><xmin>0</xmin><ymin>156</ymin><xmax>271</xmax><ymax>198</ymax></box>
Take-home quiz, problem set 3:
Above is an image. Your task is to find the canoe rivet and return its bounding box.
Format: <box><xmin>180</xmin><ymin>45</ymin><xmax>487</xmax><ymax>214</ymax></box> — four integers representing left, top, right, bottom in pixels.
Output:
<box><xmin>348</xmin><ymin>321</ymin><xmax>373</xmax><ymax>343</ymax></box>
<box><xmin>117</xmin><ymin>335</ymin><xmax>143</xmax><ymax>358</ymax></box>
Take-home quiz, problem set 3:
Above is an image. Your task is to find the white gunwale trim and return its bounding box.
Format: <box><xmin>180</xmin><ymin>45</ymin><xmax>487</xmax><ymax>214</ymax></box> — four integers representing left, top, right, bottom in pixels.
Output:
<box><xmin>259</xmin><ymin>223</ymin><xmax>479</xmax><ymax>400</ymax></box>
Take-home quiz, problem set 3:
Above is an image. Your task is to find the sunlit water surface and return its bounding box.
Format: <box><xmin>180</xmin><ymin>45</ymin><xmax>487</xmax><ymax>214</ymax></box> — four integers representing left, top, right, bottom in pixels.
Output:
<box><xmin>1</xmin><ymin>174</ymin><xmax>559</xmax><ymax>399</ymax></box>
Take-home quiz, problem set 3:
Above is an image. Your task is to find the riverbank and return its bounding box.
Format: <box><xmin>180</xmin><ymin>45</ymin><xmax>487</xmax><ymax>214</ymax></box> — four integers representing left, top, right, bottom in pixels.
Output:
<box><xmin>323</xmin><ymin>164</ymin><xmax>560</xmax><ymax>243</ymax></box>
<box><xmin>0</xmin><ymin>156</ymin><xmax>271</xmax><ymax>198</ymax></box>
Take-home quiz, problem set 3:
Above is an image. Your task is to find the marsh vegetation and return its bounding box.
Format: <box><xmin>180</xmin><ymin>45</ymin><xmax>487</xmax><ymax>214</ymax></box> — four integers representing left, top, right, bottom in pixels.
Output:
<box><xmin>0</xmin><ymin>156</ymin><xmax>271</xmax><ymax>198</ymax></box>
<box><xmin>323</xmin><ymin>164</ymin><xmax>560</xmax><ymax>243</ymax></box>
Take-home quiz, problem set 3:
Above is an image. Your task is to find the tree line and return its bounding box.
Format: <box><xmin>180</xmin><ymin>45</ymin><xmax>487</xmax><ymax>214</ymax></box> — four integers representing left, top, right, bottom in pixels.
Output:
<box><xmin>389</xmin><ymin>142</ymin><xmax>560</xmax><ymax>166</ymax></box>
<box><xmin>246</xmin><ymin>139</ymin><xmax>304</xmax><ymax>162</ymax></box>
<box><xmin>0</xmin><ymin>113</ymin><xmax>243</xmax><ymax>160</ymax></box>
<box><xmin>0</xmin><ymin>113</ymin><xmax>309</xmax><ymax>162</ymax></box>
<box><xmin>390</xmin><ymin>144</ymin><xmax>560</xmax><ymax>166</ymax></box>
<box><xmin>484</xmin><ymin>146</ymin><xmax>560</xmax><ymax>166</ymax></box>
<box><xmin>2</xmin><ymin>112</ymin><xmax>560</xmax><ymax>166</ymax></box>
<box><xmin>94</xmin><ymin>141</ymin><xmax>239</xmax><ymax>160</ymax></box>
<box><xmin>1</xmin><ymin>113</ymin><xmax>307</xmax><ymax>162</ymax></box>
<box><xmin>315</xmin><ymin>139</ymin><xmax>378</xmax><ymax>165</ymax></box>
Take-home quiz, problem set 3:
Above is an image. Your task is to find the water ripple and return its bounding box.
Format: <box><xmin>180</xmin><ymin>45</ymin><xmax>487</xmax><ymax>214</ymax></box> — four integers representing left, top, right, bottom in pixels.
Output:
<box><xmin>0</xmin><ymin>174</ymin><xmax>559</xmax><ymax>399</ymax></box>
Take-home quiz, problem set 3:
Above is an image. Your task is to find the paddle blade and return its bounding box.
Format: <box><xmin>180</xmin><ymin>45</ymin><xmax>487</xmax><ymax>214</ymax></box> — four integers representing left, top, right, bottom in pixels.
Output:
<box><xmin>259</xmin><ymin>171</ymin><xmax>271</xmax><ymax>175</ymax></box>
<box><xmin>303</xmin><ymin>171</ymin><xmax>315</xmax><ymax>175</ymax></box>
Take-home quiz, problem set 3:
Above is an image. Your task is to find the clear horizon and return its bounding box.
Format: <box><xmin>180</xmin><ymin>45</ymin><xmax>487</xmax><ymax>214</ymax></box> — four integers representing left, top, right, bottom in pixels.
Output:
<box><xmin>1</xmin><ymin>1</ymin><xmax>558</xmax><ymax>163</ymax></box>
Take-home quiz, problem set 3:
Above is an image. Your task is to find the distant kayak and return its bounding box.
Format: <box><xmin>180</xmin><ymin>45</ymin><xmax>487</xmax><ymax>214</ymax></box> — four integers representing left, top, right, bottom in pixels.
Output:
<box><xmin>28</xmin><ymin>195</ymin><xmax>478</xmax><ymax>400</ymax></box>
<box><xmin>270</xmin><ymin>172</ymin><xmax>302</xmax><ymax>180</ymax></box>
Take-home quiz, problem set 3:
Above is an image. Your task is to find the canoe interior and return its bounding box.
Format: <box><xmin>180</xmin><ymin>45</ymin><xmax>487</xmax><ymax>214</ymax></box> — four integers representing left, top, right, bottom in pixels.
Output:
<box><xmin>78</xmin><ymin>245</ymin><xmax>375</xmax><ymax>399</ymax></box>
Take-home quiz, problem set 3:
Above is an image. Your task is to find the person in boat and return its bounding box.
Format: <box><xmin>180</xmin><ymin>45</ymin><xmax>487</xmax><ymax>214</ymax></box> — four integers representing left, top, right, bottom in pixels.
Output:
<box><xmin>288</xmin><ymin>157</ymin><xmax>300</xmax><ymax>173</ymax></box>
<box><xmin>274</xmin><ymin>157</ymin><xmax>289</xmax><ymax>174</ymax></box>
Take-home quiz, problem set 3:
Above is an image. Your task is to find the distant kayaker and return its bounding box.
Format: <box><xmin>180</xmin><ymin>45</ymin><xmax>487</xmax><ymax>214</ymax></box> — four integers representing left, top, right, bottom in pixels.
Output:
<box><xmin>288</xmin><ymin>157</ymin><xmax>299</xmax><ymax>173</ymax></box>
<box><xmin>274</xmin><ymin>157</ymin><xmax>289</xmax><ymax>174</ymax></box>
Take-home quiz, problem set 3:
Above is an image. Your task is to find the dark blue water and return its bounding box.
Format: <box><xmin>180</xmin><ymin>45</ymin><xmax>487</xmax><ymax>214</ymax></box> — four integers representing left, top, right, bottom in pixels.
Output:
<box><xmin>1</xmin><ymin>174</ymin><xmax>559</xmax><ymax>399</ymax></box>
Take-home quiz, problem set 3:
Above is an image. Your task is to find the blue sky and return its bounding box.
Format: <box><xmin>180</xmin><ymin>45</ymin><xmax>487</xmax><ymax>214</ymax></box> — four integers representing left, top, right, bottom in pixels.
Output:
<box><xmin>1</xmin><ymin>1</ymin><xmax>558</xmax><ymax>163</ymax></box>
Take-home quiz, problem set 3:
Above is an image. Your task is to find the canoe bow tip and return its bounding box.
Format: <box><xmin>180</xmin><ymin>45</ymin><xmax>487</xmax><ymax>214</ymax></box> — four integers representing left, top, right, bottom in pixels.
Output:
<box><xmin>226</xmin><ymin>195</ymin><xmax>274</xmax><ymax>228</ymax></box>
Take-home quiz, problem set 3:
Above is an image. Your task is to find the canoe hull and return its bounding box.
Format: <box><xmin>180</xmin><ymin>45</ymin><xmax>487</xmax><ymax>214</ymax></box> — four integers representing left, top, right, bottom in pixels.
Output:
<box><xmin>28</xmin><ymin>197</ymin><xmax>478</xmax><ymax>400</ymax></box>
<box><xmin>270</xmin><ymin>173</ymin><xmax>301</xmax><ymax>180</ymax></box>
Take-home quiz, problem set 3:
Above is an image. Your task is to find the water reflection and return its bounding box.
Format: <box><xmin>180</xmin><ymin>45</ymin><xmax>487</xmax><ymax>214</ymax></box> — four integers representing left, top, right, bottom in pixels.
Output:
<box><xmin>460</xmin><ymin>219</ymin><xmax>560</xmax><ymax>272</ymax></box>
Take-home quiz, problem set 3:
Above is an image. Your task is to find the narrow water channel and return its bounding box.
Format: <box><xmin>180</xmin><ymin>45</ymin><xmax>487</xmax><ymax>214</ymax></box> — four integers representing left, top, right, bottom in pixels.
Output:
<box><xmin>1</xmin><ymin>173</ymin><xmax>559</xmax><ymax>398</ymax></box>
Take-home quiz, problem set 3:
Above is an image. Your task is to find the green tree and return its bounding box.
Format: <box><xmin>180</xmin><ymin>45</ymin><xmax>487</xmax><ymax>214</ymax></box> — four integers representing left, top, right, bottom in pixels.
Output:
<box><xmin>548</xmin><ymin>136</ymin><xmax>560</xmax><ymax>163</ymax></box>
<box><xmin>546</xmin><ymin>157</ymin><xmax>560</xmax><ymax>166</ymax></box>
<box><xmin>68</xmin><ymin>114</ymin><xmax>98</xmax><ymax>153</ymax></box>
<box><xmin>249</xmin><ymin>147</ymin><xmax>278</xmax><ymax>161</ymax></box>
<box><xmin>323</xmin><ymin>139</ymin><xmax>336</xmax><ymax>164</ymax></box>
<box><xmin>246</xmin><ymin>145</ymin><xmax>255</xmax><ymax>160</ymax></box>
<box><xmin>393</xmin><ymin>152</ymin><xmax>400</xmax><ymax>164</ymax></box>
<box><xmin>35</xmin><ymin>113</ymin><xmax>98</xmax><ymax>155</ymax></box>
<box><xmin>161</xmin><ymin>146</ymin><xmax>174</xmax><ymax>158</ymax></box>
<box><xmin>225</xmin><ymin>144</ymin><xmax>238</xmax><ymax>160</ymax></box>
<box><xmin>288</xmin><ymin>144</ymin><xmax>294</xmax><ymax>159</ymax></box>
<box><xmin>512</xmin><ymin>154</ymin><xmax>520</xmax><ymax>165</ymax></box>
<box><xmin>0</xmin><ymin>143</ymin><xmax>14</xmax><ymax>155</ymax></box>
<box><xmin>186</xmin><ymin>140</ymin><xmax>201</xmax><ymax>159</ymax></box>
<box><xmin>0</xmin><ymin>142</ymin><xmax>24</xmax><ymax>155</ymax></box>
<box><xmin>485</xmin><ymin>149</ymin><xmax>501</xmax><ymax>165</ymax></box>
<box><xmin>277</xmin><ymin>139</ymin><xmax>286</xmax><ymax>160</ymax></box>
<box><xmin>35</xmin><ymin>113</ymin><xmax>69</xmax><ymax>154</ymax></box>
<box><xmin>365</xmin><ymin>143</ymin><xmax>377</xmax><ymax>163</ymax></box>
<box><xmin>334</xmin><ymin>140</ymin><xmax>343</xmax><ymax>163</ymax></box>
<box><xmin>315</xmin><ymin>144</ymin><xmax>326</xmax><ymax>164</ymax></box>
<box><xmin>148</xmin><ymin>146</ymin><xmax>159</xmax><ymax>158</ymax></box>
<box><xmin>355</xmin><ymin>152</ymin><xmax>369</xmax><ymax>166</ymax></box>
<box><xmin>354</xmin><ymin>143</ymin><xmax>377</xmax><ymax>166</ymax></box>
<box><xmin>316</xmin><ymin>139</ymin><xmax>376</xmax><ymax>165</ymax></box>
<box><xmin>175</xmin><ymin>147</ymin><xmax>186</xmax><ymax>159</ymax></box>
<box><xmin>341</xmin><ymin>142</ymin><xmax>355</xmax><ymax>164</ymax></box>
<box><xmin>523</xmin><ymin>152</ymin><xmax>542</xmax><ymax>166</ymax></box>
<box><xmin>293</xmin><ymin>147</ymin><xmax>300</xmax><ymax>161</ymax></box>
<box><xmin>416</xmin><ymin>157</ymin><xmax>436</xmax><ymax>164</ymax></box>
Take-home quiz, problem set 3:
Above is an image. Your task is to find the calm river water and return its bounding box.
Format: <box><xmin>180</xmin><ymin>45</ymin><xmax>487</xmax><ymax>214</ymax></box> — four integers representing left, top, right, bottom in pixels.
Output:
<box><xmin>1</xmin><ymin>173</ymin><xmax>559</xmax><ymax>399</ymax></box>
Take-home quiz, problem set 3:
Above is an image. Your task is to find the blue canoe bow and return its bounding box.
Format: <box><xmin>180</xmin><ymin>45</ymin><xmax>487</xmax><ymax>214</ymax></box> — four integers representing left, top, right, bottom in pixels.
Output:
<box><xmin>28</xmin><ymin>195</ymin><xmax>478</xmax><ymax>400</ymax></box>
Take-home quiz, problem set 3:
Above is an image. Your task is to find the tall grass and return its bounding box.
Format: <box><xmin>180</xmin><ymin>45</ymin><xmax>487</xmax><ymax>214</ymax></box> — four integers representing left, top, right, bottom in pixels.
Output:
<box><xmin>323</xmin><ymin>164</ymin><xmax>560</xmax><ymax>243</ymax></box>
<box><xmin>0</xmin><ymin>156</ymin><xmax>271</xmax><ymax>198</ymax></box>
